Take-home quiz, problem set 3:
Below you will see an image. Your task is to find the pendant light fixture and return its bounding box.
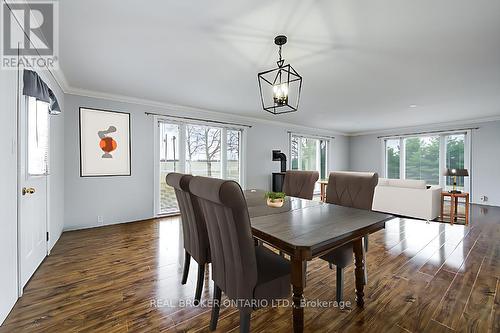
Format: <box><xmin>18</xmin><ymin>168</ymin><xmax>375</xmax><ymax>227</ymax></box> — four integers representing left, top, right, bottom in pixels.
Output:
<box><xmin>258</xmin><ymin>35</ymin><xmax>302</xmax><ymax>115</ymax></box>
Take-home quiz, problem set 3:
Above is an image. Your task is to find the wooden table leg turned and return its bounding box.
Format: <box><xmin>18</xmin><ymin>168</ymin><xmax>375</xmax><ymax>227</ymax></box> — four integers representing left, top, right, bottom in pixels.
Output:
<box><xmin>291</xmin><ymin>258</ymin><xmax>306</xmax><ymax>333</ymax></box>
<box><xmin>353</xmin><ymin>238</ymin><xmax>366</xmax><ymax>307</ymax></box>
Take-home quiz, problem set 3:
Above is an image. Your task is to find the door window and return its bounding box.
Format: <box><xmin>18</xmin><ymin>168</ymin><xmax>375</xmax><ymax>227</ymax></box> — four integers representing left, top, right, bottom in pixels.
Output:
<box><xmin>27</xmin><ymin>97</ymin><xmax>49</xmax><ymax>176</ymax></box>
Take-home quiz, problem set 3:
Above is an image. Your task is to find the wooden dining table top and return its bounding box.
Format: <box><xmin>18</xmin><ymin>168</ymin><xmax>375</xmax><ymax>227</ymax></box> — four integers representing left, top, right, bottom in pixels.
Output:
<box><xmin>243</xmin><ymin>189</ymin><xmax>393</xmax><ymax>332</ymax></box>
<box><xmin>244</xmin><ymin>189</ymin><xmax>393</xmax><ymax>259</ymax></box>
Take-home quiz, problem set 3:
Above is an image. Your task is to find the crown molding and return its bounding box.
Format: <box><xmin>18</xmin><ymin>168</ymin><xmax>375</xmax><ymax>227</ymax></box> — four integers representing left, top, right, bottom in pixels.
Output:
<box><xmin>348</xmin><ymin>115</ymin><xmax>500</xmax><ymax>137</ymax></box>
<box><xmin>51</xmin><ymin>67</ymin><xmax>70</xmax><ymax>93</ymax></box>
<box><xmin>63</xmin><ymin>85</ymin><xmax>348</xmax><ymax>136</ymax></box>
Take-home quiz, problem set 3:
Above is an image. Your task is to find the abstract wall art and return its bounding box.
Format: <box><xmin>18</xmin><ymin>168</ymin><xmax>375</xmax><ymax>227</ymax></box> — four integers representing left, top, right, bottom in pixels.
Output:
<box><xmin>79</xmin><ymin>107</ymin><xmax>131</xmax><ymax>176</ymax></box>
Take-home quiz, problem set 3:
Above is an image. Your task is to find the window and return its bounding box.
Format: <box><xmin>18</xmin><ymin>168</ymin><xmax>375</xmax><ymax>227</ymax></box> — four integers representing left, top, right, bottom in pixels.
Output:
<box><xmin>385</xmin><ymin>139</ymin><xmax>400</xmax><ymax>179</ymax></box>
<box><xmin>383</xmin><ymin>132</ymin><xmax>469</xmax><ymax>191</ymax></box>
<box><xmin>158</xmin><ymin>123</ymin><xmax>180</xmax><ymax>214</ymax></box>
<box><xmin>156</xmin><ymin>120</ymin><xmax>244</xmax><ymax>215</ymax></box>
<box><xmin>404</xmin><ymin>136</ymin><xmax>440</xmax><ymax>185</ymax></box>
<box><xmin>445</xmin><ymin>134</ymin><xmax>465</xmax><ymax>191</ymax></box>
<box><xmin>290</xmin><ymin>134</ymin><xmax>329</xmax><ymax>192</ymax></box>
<box><xmin>27</xmin><ymin>97</ymin><xmax>49</xmax><ymax>176</ymax></box>
<box><xmin>226</xmin><ymin>129</ymin><xmax>241</xmax><ymax>182</ymax></box>
<box><xmin>186</xmin><ymin>125</ymin><xmax>222</xmax><ymax>178</ymax></box>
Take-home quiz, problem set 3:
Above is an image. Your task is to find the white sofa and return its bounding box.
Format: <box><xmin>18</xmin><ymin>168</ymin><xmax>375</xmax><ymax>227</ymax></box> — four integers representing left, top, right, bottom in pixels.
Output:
<box><xmin>372</xmin><ymin>178</ymin><xmax>441</xmax><ymax>221</ymax></box>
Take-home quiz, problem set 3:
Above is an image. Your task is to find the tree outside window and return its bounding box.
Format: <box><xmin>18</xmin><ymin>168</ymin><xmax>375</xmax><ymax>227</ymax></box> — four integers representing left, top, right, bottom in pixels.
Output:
<box><xmin>186</xmin><ymin>125</ymin><xmax>221</xmax><ymax>177</ymax></box>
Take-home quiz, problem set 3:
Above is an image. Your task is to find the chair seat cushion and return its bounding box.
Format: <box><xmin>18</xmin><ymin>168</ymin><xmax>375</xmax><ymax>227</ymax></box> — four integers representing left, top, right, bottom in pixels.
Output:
<box><xmin>253</xmin><ymin>246</ymin><xmax>291</xmax><ymax>301</ymax></box>
<box><xmin>320</xmin><ymin>243</ymin><xmax>353</xmax><ymax>268</ymax></box>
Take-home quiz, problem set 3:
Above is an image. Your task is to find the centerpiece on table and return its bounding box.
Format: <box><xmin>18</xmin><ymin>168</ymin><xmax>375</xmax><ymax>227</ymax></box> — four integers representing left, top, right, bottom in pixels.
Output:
<box><xmin>265</xmin><ymin>191</ymin><xmax>286</xmax><ymax>208</ymax></box>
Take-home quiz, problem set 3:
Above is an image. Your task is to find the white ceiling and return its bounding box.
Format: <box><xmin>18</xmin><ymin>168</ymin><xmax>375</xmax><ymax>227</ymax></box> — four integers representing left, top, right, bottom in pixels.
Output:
<box><xmin>59</xmin><ymin>0</ymin><xmax>500</xmax><ymax>134</ymax></box>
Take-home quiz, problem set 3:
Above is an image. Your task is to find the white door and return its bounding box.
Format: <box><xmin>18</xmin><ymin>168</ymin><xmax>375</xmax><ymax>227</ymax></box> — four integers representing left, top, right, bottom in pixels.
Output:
<box><xmin>18</xmin><ymin>96</ymin><xmax>49</xmax><ymax>290</ymax></box>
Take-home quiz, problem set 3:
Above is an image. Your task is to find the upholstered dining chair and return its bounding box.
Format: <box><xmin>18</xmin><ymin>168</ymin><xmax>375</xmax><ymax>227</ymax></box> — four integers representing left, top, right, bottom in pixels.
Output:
<box><xmin>282</xmin><ymin>170</ymin><xmax>319</xmax><ymax>200</ymax></box>
<box><xmin>189</xmin><ymin>176</ymin><xmax>291</xmax><ymax>333</ymax></box>
<box><xmin>166</xmin><ymin>172</ymin><xmax>210</xmax><ymax>306</ymax></box>
<box><xmin>320</xmin><ymin>171</ymin><xmax>378</xmax><ymax>301</ymax></box>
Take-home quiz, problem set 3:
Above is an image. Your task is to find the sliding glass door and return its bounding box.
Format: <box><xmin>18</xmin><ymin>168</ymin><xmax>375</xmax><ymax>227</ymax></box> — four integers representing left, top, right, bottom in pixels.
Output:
<box><xmin>226</xmin><ymin>130</ymin><xmax>241</xmax><ymax>182</ymax></box>
<box><xmin>404</xmin><ymin>136</ymin><xmax>440</xmax><ymax>185</ymax></box>
<box><xmin>290</xmin><ymin>134</ymin><xmax>329</xmax><ymax>193</ymax></box>
<box><xmin>156</xmin><ymin>119</ymin><xmax>243</xmax><ymax>215</ymax></box>
<box><xmin>158</xmin><ymin>123</ymin><xmax>181</xmax><ymax>214</ymax></box>
<box><xmin>384</xmin><ymin>132</ymin><xmax>469</xmax><ymax>192</ymax></box>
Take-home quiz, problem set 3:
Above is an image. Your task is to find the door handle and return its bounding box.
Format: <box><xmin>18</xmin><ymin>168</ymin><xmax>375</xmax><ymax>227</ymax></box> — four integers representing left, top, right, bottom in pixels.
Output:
<box><xmin>22</xmin><ymin>187</ymin><xmax>36</xmax><ymax>195</ymax></box>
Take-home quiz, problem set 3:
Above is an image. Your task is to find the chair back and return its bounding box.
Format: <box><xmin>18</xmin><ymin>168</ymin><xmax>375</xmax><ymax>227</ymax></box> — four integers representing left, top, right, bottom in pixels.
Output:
<box><xmin>325</xmin><ymin>171</ymin><xmax>378</xmax><ymax>210</ymax></box>
<box><xmin>189</xmin><ymin>176</ymin><xmax>258</xmax><ymax>302</ymax></box>
<box><xmin>282</xmin><ymin>170</ymin><xmax>319</xmax><ymax>200</ymax></box>
<box><xmin>166</xmin><ymin>173</ymin><xmax>210</xmax><ymax>264</ymax></box>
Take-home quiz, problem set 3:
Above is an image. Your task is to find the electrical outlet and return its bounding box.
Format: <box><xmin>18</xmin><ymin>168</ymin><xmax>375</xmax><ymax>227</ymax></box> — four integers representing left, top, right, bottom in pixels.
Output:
<box><xmin>480</xmin><ymin>195</ymin><xmax>488</xmax><ymax>202</ymax></box>
<box><xmin>97</xmin><ymin>216</ymin><xmax>104</xmax><ymax>224</ymax></box>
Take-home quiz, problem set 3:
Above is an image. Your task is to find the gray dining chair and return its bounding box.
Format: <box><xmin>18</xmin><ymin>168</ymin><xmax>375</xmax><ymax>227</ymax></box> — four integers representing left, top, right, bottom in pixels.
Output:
<box><xmin>320</xmin><ymin>171</ymin><xmax>378</xmax><ymax>301</ymax></box>
<box><xmin>166</xmin><ymin>172</ymin><xmax>210</xmax><ymax>306</ymax></box>
<box><xmin>189</xmin><ymin>176</ymin><xmax>291</xmax><ymax>333</ymax></box>
<box><xmin>282</xmin><ymin>170</ymin><xmax>319</xmax><ymax>200</ymax></box>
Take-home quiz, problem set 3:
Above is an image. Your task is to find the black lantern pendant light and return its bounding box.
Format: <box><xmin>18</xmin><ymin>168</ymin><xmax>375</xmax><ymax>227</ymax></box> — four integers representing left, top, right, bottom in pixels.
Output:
<box><xmin>258</xmin><ymin>35</ymin><xmax>302</xmax><ymax>115</ymax></box>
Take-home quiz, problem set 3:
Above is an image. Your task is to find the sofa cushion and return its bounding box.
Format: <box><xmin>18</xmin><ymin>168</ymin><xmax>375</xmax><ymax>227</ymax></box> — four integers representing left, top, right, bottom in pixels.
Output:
<box><xmin>387</xmin><ymin>179</ymin><xmax>427</xmax><ymax>189</ymax></box>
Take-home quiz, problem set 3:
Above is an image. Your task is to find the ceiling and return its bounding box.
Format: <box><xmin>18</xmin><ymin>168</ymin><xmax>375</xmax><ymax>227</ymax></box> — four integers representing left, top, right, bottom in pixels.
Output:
<box><xmin>58</xmin><ymin>0</ymin><xmax>500</xmax><ymax>134</ymax></box>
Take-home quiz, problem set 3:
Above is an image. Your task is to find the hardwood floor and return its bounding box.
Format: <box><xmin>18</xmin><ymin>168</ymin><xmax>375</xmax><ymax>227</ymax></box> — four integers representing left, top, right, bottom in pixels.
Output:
<box><xmin>1</xmin><ymin>204</ymin><xmax>498</xmax><ymax>332</ymax></box>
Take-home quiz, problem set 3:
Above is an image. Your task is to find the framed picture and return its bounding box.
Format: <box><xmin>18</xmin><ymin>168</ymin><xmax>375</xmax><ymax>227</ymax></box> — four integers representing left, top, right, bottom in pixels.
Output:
<box><xmin>79</xmin><ymin>107</ymin><xmax>131</xmax><ymax>177</ymax></box>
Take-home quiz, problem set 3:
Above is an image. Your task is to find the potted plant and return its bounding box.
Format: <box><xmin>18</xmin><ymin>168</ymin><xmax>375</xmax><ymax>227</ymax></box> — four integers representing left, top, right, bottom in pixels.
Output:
<box><xmin>265</xmin><ymin>192</ymin><xmax>286</xmax><ymax>208</ymax></box>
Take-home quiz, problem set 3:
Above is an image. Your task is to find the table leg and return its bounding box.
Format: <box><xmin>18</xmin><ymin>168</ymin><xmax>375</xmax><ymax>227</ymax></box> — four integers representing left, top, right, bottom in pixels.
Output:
<box><xmin>465</xmin><ymin>194</ymin><xmax>469</xmax><ymax>225</ymax></box>
<box><xmin>320</xmin><ymin>184</ymin><xmax>326</xmax><ymax>202</ymax></box>
<box><xmin>450</xmin><ymin>196</ymin><xmax>455</xmax><ymax>225</ymax></box>
<box><xmin>440</xmin><ymin>194</ymin><xmax>444</xmax><ymax>221</ymax></box>
<box><xmin>291</xmin><ymin>258</ymin><xmax>306</xmax><ymax>333</ymax></box>
<box><xmin>353</xmin><ymin>238</ymin><xmax>366</xmax><ymax>307</ymax></box>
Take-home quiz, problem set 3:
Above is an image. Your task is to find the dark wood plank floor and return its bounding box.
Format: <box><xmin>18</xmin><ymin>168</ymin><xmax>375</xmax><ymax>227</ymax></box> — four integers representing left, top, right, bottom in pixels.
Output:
<box><xmin>1</xmin><ymin>204</ymin><xmax>498</xmax><ymax>332</ymax></box>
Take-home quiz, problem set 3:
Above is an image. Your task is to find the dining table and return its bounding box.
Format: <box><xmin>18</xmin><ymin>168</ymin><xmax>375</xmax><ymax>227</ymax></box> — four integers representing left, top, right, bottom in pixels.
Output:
<box><xmin>244</xmin><ymin>189</ymin><xmax>393</xmax><ymax>333</ymax></box>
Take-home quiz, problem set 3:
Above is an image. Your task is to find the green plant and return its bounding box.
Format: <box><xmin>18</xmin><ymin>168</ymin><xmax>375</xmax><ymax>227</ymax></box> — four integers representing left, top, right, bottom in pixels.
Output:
<box><xmin>265</xmin><ymin>192</ymin><xmax>286</xmax><ymax>202</ymax></box>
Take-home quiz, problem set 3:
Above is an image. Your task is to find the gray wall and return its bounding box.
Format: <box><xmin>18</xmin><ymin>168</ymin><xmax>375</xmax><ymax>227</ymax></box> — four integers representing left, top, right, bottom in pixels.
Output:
<box><xmin>470</xmin><ymin>121</ymin><xmax>500</xmax><ymax>207</ymax></box>
<box><xmin>64</xmin><ymin>94</ymin><xmax>349</xmax><ymax>230</ymax></box>
<box><xmin>349</xmin><ymin>133</ymin><xmax>383</xmax><ymax>174</ymax></box>
<box><xmin>349</xmin><ymin>120</ymin><xmax>500</xmax><ymax>206</ymax></box>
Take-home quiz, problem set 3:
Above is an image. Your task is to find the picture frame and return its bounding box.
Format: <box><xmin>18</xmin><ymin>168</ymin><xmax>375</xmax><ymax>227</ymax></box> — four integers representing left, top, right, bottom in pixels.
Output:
<box><xmin>79</xmin><ymin>107</ymin><xmax>131</xmax><ymax>177</ymax></box>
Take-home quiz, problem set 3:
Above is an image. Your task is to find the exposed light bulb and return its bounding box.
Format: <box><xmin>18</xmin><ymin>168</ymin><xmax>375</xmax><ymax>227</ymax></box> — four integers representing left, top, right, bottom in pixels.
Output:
<box><xmin>281</xmin><ymin>84</ymin><xmax>288</xmax><ymax>96</ymax></box>
<box><xmin>272</xmin><ymin>83</ymin><xmax>289</xmax><ymax>106</ymax></box>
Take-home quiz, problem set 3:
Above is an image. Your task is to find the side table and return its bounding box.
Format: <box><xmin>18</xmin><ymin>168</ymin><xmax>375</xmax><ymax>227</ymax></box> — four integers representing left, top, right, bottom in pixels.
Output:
<box><xmin>441</xmin><ymin>192</ymin><xmax>469</xmax><ymax>225</ymax></box>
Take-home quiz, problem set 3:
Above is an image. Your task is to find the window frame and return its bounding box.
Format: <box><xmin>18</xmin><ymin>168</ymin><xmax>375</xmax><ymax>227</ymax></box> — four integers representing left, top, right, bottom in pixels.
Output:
<box><xmin>382</xmin><ymin>130</ymin><xmax>471</xmax><ymax>193</ymax></box>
